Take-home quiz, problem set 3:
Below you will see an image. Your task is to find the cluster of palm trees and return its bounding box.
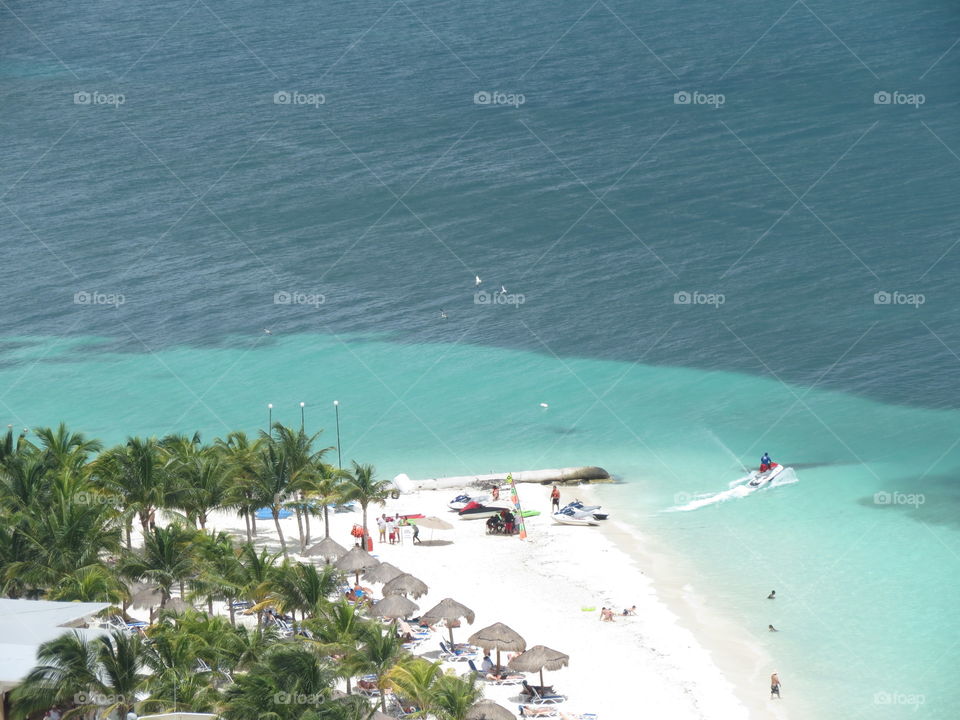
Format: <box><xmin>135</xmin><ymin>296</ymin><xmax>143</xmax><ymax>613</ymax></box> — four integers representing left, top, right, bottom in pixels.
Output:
<box><xmin>0</xmin><ymin>423</ymin><xmax>481</xmax><ymax>719</ymax></box>
<box><xmin>13</xmin><ymin>604</ymin><xmax>482</xmax><ymax>720</ymax></box>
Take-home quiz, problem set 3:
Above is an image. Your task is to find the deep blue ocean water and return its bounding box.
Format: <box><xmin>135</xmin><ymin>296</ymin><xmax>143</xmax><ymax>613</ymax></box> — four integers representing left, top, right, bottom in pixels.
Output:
<box><xmin>4</xmin><ymin>0</ymin><xmax>960</xmax><ymax>717</ymax></box>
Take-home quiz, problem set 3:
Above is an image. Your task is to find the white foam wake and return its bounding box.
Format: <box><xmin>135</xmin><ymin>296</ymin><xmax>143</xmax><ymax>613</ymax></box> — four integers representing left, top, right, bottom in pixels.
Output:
<box><xmin>666</xmin><ymin>468</ymin><xmax>799</xmax><ymax>512</ymax></box>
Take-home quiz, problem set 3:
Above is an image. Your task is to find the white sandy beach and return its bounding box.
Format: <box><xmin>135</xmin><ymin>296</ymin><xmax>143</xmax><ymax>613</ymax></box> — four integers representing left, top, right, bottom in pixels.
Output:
<box><xmin>197</xmin><ymin>483</ymin><xmax>791</xmax><ymax>720</ymax></box>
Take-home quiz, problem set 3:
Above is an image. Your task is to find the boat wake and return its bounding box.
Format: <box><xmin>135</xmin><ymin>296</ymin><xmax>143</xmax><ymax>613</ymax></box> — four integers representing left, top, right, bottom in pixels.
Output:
<box><xmin>666</xmin><ymin>468</ymin><xmax>799</xmax><ymax>512</ymax></box>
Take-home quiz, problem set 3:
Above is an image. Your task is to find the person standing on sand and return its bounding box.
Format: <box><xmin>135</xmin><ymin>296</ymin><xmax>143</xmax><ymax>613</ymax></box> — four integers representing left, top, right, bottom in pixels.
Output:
<box><xmin>377</xmin><ymin>515</ymin><xmax>387</xmax><ymax>543</ymax></box>
<box><xmin>770</xmin><ymin>671</ymin><xmax>781</xmax><ymax>699</ymax></box>
<box><xmin>550</xmin><ymin>485</ymin><xmax>560</xmax><ymax>511</ymax></box>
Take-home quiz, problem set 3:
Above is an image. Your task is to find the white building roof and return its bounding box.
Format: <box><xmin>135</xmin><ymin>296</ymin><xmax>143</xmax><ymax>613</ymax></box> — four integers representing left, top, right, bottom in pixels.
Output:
<box><xmin>0</xmin><ymin>599</ymin><xmax>109</xmax><ymax>691</ymax></box>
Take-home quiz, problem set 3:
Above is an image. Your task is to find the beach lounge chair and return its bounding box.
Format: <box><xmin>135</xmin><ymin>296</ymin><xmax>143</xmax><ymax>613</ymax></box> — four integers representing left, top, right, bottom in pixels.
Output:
<box><xmin>522</xmin><ymin>680</ymin><xmax>567</xmax><ymax>705</ymax></box>
<box><xmin>518</xmin><ymin>706</ymin><xmax>559</xmax><ymax>718</ymax></box>
<box><xmin>439</xmin><ymin>640</ymin><xmax>478</xmax><ymax>662</ymax></box>
<box><xmin>467</xmin><ymin>660</ymin><xmax>525</xmax><ymax>685</ymax></box>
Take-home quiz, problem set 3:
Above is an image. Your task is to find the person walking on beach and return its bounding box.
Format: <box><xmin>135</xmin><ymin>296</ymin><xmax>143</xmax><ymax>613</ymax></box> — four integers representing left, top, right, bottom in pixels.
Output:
<box><xmin>770</xmin><ymin>671</ymin><xmax>781</xmax><ymax>699</ymax></box>
<box><xmin>377</xmin><ymin>515</ymin><xmax>387</xmax><ymax>543</ymax></box>
<box><xmin>550</xmin><ymin>485</ymin><xmax>561</xmax><ymax>511</ymax></box>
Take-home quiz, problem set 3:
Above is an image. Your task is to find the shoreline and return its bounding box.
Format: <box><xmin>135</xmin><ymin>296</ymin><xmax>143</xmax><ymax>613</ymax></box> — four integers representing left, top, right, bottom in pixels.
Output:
<box><xmin>582</xmin><ymin>484</ymin><xmax>790</xmax><ymax>720</ymax></box>
<box><xmin>198</xmin><ymin>481</ymin><xmax>788</xmax><ymax>719</ymax></box>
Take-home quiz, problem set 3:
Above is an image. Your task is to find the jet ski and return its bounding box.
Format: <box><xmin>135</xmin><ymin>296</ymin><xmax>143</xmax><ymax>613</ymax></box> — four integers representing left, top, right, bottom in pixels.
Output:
<box><xmin>458</xmin><ymin>500</ymin><xmax>513</xmax><ymax>519</ymax></box>
<box><xmin>561</xmin><ymin>500</ymin><xmax>608</xmax><ymax>521</ymax></box>
<box><xmin>448</xmin><ymin>492</ymin><xmax>490</xmax><ymax>511</ymax></box>
<box><xmin>553</xmin><ymin>507</ymin><xmax>599</xmax><ymax>526</ymax></box>
<box><xmin>747</xmin><ymin>462</ymin><xmax>785</xmax><ymax>488</ymax></box>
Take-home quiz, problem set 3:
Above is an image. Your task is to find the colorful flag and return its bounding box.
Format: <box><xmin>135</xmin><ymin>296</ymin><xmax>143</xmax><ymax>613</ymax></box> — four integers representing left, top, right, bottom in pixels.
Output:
<box><xmin>506</xmin><ymin>473</ymin><xmax>527</xmax><ymax>539</ymax></box>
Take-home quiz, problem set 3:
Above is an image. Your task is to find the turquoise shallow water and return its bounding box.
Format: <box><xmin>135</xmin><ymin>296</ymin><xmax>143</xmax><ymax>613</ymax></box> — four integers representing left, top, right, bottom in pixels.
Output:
<box><xmin>6</xmin><ymin>0</ymin><xmax>960</xmax><ymax>716</ymax></box>
<box><xmin>2</xmin><ymin>333</ymin><xmax>959</xmax><ymax>718</ymax></box>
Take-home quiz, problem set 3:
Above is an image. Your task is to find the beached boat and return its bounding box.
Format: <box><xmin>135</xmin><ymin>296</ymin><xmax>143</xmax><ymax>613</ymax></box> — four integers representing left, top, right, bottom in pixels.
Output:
<box><xmin>458</xmin><ymin>501</ymin><xmax>513</xmax><ymax>520</ymax></box>
<box><xmin>553</xmin><ymin>509</ymin><xmax>598</xmax><ymax>526</ymax></box>
<box><xmin>448</xmin><ymin>492</ymin><xmax>490</xmax><ymax>511</ymax></box>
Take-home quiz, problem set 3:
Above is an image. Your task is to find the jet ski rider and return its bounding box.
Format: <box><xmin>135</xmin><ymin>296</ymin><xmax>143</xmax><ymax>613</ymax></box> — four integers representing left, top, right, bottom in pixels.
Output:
<box><xmin>760</xmin><ymin>452</ymin><xmax>773</xmax><ymax>473</ymax></box>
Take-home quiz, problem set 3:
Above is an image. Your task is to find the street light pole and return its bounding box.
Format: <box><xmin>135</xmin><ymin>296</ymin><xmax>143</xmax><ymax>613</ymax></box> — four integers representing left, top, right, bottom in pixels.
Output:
<box><xmin>300</xmin><ymin>401</ymin><xmax>305</xmax><ymax>432</ymax></box>
<box><xmin>267</xmin><ymin>403</ymin><xmax>273</xmax><ymax>432</ymax></box>
<box><xmin>333</xmin><ymin>400</ymin><xmax>341</xmax><ymax>470</ymax></box>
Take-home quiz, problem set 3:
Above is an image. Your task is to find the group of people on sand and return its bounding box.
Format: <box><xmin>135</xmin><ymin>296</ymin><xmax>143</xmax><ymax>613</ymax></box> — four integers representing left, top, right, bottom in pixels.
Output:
<box><xmin>376</xmin><ymin>514</ymin><xmax>420</xmax><ymax>544</ymax></box>
<box><xmin>599</xmin><ymin>605</ymin><xmax>635</xmax><ymax>622</ymax></box>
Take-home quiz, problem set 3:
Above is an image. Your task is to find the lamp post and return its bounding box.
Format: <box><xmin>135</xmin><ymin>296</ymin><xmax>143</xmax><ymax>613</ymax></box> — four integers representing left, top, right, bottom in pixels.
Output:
<box><xmin>333</xmin><ymin>400</ymin><xmax>341</xmax><ymax>470</ymax></box>
<box><xmin>300</xmin><ymin>401</ymin><xmax>305</xmax><ymax>432</ymax></box>
<box><xmin>267</xmin><ymin>403</ymin><xmax>273</xmax><ymax>432</ymax></box>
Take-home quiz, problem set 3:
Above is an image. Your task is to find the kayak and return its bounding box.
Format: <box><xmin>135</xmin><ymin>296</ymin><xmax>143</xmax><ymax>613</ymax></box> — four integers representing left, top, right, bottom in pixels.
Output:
<box><xmin>521</xmin><ymin>510</ymin><xmax>540</xmax><ymax>518</ymax></box>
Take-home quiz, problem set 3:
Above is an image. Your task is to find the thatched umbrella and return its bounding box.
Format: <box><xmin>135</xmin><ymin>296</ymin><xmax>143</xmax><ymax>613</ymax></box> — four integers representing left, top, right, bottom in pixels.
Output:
<box><xmin>420</xmin><ymin>597</ymin><xmax>475</xmax><ymax>645</ymax></box>
<box><xmin>465</xmin><ymin>700</ymin><xmax>515</xmax><ymax>720</ymax></box>
<box><xmin>368</xmin><ymin>594</ymin><xmax>419</xmax><ymax>620</ymax></box>
<box><xmin>362</xmin><ymin>561</ymin><xmax>404</xmax><ymax>585</ymax></box>
<box><xmin>508</xmin><ymin>644</ymin><xmax>569</xmax><ymax>689</ymax></box>
<box><xmin>164</xmin><ymin>598</ymin><xmax>191</xmax><ymax>613</ymax></box>
<box><xmin>335</xmin><ymin>545</ymin><xmax>380</xmax><ymax>584</ymax></box>
<box><xmin>382</xmin><ymin>573</ymin><xmax>428</xmax><ymax>599</ymax></box>
<box><xmin>129</xmin><ymin>584</ymin><xmax>161</xmax><ymax>610</ymax></box>
<box><xmin>468</xmin><ymin>622</ymin><xmax>526</xmax><ymax>670</ymax></box>
<box><xmin>304</xmin><ymin>536</ymin><xmax>347</xmax><ymax>563</ymax></box>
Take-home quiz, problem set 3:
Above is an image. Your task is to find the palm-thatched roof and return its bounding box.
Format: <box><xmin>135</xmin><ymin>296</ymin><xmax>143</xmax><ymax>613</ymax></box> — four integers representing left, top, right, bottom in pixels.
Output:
<box><xmin>381</xmin><ymin>573</ymin><xmax>428</xmax><ymax>599</ymax></box>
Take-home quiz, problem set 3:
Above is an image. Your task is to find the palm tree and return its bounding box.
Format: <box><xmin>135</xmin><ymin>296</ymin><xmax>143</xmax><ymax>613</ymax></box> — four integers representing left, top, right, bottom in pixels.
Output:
<box><xmin>270</xmin><ymin>561</ymin><xmax>343</xmax><ymax>625</ymax></box>
<box><xmin>348</xmin><ymin>624</ymin><xmax>406</xmax><ymax>713</ymax></box>
<box><xmin>119</xmin><ymin>524</ymin><xmax>196</xmax><ymax>609</ymax></box>
<box><xmin>94</xmin><ymin>437</ymin><xmax>169</xmax><ymax>544</ymax></box>
<box><xmin>302</xmin><ymin>463</ymin><xmax>347</xmax><ymax>539</ymax></box>
<box><xmin>221</xmin><ymin>644</ymin><xmax>340</xmax><ymax>720</ymax></box>
<box><xmin>250</xmin><ymin>442</ymin><xmax>300</xmax><ymax>556</ymax></box>
<box><xmin>216</xmin><ymin>431</ymin><xmax>264</xmax><ymax>542</ymax></box>
<box><xmin>141</xmin><ymin>623</ymin><xmax>221</xmax><ymax>714</ymax></box>
<box><xmin>190</xmin><ymin>530</ymin><xmax>243</xmax><ymax>618</ymax></box>
<box><xmin>10</xmin><ymin>629</ymin><xmax>146</xmax><ymax>720</ymax></box>
<box><xmin>430</xmin><ymin>674</ymin><xmax>482</xmax><ymax>720</ymax></box>
<box><xmin>339</xmin><ymin>462</ymin><xmax>391</xmax><ymax>544</ymax></box>
<box><xmin>305</xmin><ymin>600</ymin><xmax>367</xmax><ymax>694</ymax></box>
<box><xmin>33</xmin><ymin>423</ymin><xmax>102</xmax><ymax>473</ymax></box>
<box><xmin>235</xmin><ymin>543</ymin><xmax>281</xmax><ymax>630</ymax></box>
<box><xmin>388</xmin><ymin>657</ymin><xmax>443</xmax><ymax>718</ymax></box>
<box><xmin>47</xmin><ymin>565</ymin><xmax>127</xmax><ymax>604</ymax></box>
<box><xmin>169</xmin><ymin>450</ymin><xmax>231</xmax><ymax>531</ymax></box>
<box><xmin>10</xmin><ymin>470</ymin><xmax>122</xmax><ymax>598</ymax></box>
<box><xmin>263</xmin><ymin>424</ymin><xmax>334</xmax><ymax>551</ymax></box>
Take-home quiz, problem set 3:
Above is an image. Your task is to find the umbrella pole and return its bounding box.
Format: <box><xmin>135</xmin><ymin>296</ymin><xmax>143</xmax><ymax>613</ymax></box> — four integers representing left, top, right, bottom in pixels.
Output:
<box><xmin>496</xmin><ymin>649</ymin><xmax>501</xmax><ymax>673</ymax></box>
<box><xmin>448</xmin><ymin>626</ymin><xmax>454</xmax><ymax>646</ymax></box>
<box><xmin>540</xmin><ymin>669</ymin><xmax>544</xmax><ymax>688</ymax></box>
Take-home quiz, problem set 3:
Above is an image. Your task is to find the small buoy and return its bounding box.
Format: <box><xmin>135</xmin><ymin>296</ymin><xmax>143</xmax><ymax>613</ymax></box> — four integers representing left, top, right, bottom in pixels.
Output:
<box><xmin>540</xmin><ymin>402</ymin><xmax>549</xmax><ymax>408</ymax></box>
